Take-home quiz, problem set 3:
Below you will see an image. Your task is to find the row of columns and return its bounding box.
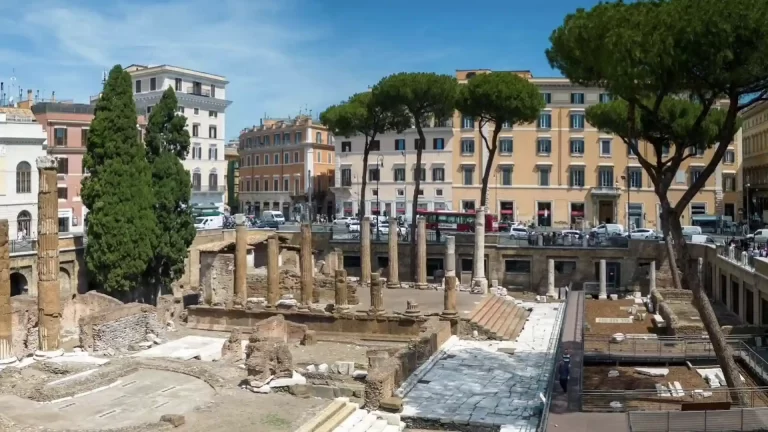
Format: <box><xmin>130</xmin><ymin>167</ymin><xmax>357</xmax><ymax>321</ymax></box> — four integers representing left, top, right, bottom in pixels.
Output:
<box><xmin>1</xmin><ymin>157</ymin><xmax>62</xmax><ymax>364</ymax></box>
<box><xmin>359</xmin><ymin>216</ymin><xmax>430</xmax><ymax>289</ymax></box>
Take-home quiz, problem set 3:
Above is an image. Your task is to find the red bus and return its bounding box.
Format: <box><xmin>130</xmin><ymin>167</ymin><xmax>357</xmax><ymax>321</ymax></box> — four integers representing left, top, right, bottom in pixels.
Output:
<box><xmin>417</xmin><ymin>210</ymin><xmax>499</xmax><ymax>233</ymax></box>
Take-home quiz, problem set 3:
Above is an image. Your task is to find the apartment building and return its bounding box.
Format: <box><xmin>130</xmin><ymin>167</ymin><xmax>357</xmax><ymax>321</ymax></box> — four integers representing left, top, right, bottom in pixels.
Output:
<box><xmin>331</xmin><ymin>124</ymin><xmax>455</xmax><ymax>218</ymax></box>
<box><xmin>126</xmin><ymin>64</ymin><xmax>231</xmax><ymax>213</ymax></box>
<box><xmin>238</xmin><ymin>116</ymin><xmax>335</xmax><ymax>220</ymax></box>
<box><xmin>452</xmin><ymin>69</ymin><xmax>740</xmax><ymax>230</ymax></box>
<box><xmin>31</xmin><ymin>101</ymin><xmax>93</xmax><ymax>233</ymax></box>
<box><xmin>0</xmin><ymin>108</ymin><xmax>47</xmax><ymax>239</ymax></box>
<box><xmin>741</xmin><ymin>100</ymin><xmax>768</xmax><ymax>225</ymax></box>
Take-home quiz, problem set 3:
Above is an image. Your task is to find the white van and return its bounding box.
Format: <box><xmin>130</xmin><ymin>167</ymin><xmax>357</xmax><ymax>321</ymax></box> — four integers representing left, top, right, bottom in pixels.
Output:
<box><xmin>690</xmin><ymin>234</ymin><xmax>723</xmax><ymax>246</ymax></box>
<box><xmin>261</xmin><ymin>210</ymin><xmax>286</xmax><ymax>225</ymax></box>
<box><xmin>194</xmin><ymin>215</ymin><xmax>223</xmax><ymax>230</ymax></box>
<box><xmin>592</xmin><ymin>223</ymin><xmax>625</xmax><ymax>236</ymax></box>
<box><xmin>681</xmin><ymin>226</ymin><xmax>702</xmax><ymax>236</ymax></box>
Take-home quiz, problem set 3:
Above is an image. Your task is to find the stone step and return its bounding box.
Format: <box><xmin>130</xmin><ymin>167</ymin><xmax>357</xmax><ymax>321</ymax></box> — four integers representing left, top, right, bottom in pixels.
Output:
<box><xmin>348</xmin><ymin>413</ymin><xmax>378</xmax><ymax>432</ymax></box>
<box><xmin>316</xmin><ymin>402</ymin><xmax>359</xmax><ymax>432</ymax></box>
<box><xmin>469</xmin><ymin>295</ymin><xmax>498</xmax><ymax>326</ymax></box>
<box><xmin>477</xmin><ymin>296</ymin><xmax>506</xmax><ymax>328</ymax></box>
<box><xmin>467</xmin><ymin>295</ymin><xmax>494</xmax><ymax>322</ymax></box>
<box><xmin>484</xmin><ymin>299</ymin><xmax>511</xmax><ymax>335</ymax></box>
<box><xmin>296</xmin><ymin>398</ymin><xmax>350</xmax><ymax>432</ymax></box>
<box><xmin>366</xmin><ymin>419</ymin><xmax>389</xmax><ymax>432</ymax></box>
<box><xmin>333</xmin><ymin>409</ymin><xmax>368</xmax><ymax>432</ymax></box>
<box><xmin>505</xmin><ymin>307</ymin><xmax>527</xmax><ymax>338</ymax></box>
<box><xmin>507</xmin><ymin>309</ymin><xmax>530</xmax><ymax>340</ymax></box>
<box><xmin>382</xmin><ymin>424</ymin><xmax>404</xmax><ymax>432</ymax></box>
<box><xmin>491</xmin><ymin>302</ymin><xmax>520</xmax><ymax>337</ymax></box>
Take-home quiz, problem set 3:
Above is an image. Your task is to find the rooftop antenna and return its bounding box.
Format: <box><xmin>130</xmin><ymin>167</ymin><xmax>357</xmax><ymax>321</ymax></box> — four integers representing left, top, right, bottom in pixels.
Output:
<box><xmin>101</xmin><ymin>69</ymin><xmax>107</xmax><ymax>86</ymax></box>
<box><xmin>35</xmin><ymin>90</ymin><xmax>39</xmax><ymax>102</ymax></box>
<box><xmin>1</xmin><ymin>82</ymin><xmax>4</xmax><ymax>106</ymax></box>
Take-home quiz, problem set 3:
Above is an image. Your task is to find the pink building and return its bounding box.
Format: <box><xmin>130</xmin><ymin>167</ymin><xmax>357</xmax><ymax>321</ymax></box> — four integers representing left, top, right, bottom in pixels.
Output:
<box><xmin>31</xmin><ymin>102</ymin><xmax>93</xmax><ymax>232</ymax></box>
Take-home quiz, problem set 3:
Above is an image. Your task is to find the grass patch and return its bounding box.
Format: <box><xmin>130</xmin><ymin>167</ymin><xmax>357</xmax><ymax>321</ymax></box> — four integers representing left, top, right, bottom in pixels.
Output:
<box><xmin>260</xmin><ymin>413</ymin><xmax>291</xmax><ymax>430</ymax></box>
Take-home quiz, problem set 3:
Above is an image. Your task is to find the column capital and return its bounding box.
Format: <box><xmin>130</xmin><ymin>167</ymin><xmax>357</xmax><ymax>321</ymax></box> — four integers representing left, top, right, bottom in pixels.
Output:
<box><xmin>36</xmin><ymin>156</ymin><xmax>58</xmax><ymax>170</ymax></box>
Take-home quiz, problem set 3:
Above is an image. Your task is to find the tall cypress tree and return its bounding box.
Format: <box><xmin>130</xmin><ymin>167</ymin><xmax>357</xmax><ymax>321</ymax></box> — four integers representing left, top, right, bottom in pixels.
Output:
<box><xmin>143</xmin><ymin>87</ymin><xmax>195</xmax><ymax>291</ymax></box>
<box><xmin>82</xmin><ymin>65</ymin><xmax>157</xmax><ymax>293</ymax></box>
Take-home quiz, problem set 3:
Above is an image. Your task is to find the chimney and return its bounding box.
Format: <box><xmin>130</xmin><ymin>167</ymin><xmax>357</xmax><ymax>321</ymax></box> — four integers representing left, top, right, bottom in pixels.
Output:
<box><xmin>51</xmin><ymin>91</ymin><xmax>56</xmax><ymax>103</ymax></box>
<box><xmin>27</xmin><ymin>89</ymin><xmax>32</xmax><ymax>104</ymax></box>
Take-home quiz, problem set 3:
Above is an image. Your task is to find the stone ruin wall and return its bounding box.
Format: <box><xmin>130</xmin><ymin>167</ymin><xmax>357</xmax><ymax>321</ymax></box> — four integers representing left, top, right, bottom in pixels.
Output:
<box><xmin>79</xmin><ymin>303</ymin><xmax>164</xmax><ymax>352</ymax></box>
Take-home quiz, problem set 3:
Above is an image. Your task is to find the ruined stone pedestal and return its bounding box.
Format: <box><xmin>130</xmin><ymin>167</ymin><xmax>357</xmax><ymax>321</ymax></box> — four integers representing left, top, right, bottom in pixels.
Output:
<box><xmin>334</xmin><ymin>248</ymin><xmax>344</xmax><ymax>270</ymax></box>
<box><xmin>0</xmin><ymin>219</ymin><xmax>13</xmax><ymax>364</ymax></box>
<box><xmin>415</xmin><ymin>217</ymin><xmax>428</xmax><ymax>290</ymax></box>
<box><xmin>368</xmin><ymin>272</ymin><xmax>385</xmax><ymax>315</ymax></box>
<box><xmin>441</xmin><ymin>275</ymin><xmax>459</xmax><ymax>319</ymax></box>
<box><xmin>299</xmin><ymin>223</ymin><xmax>313</xmax><ymax>310</ymax></box>
<box><xmin>334</xmin><ymin>269</ymin><xmax>349</xmax><ymax>311</ymax></box>
<box><xmin>649</xmin><ymin>260</ymin><xmax>657</xmax><ymax>291</ymax></box>
<box><xmin>404</xmin><ymin>300</ymin><xmax>421</xmax><ymax>317</ymax></box>
<box><xmin>233</xmin><ymin>214</ymin><xmax>247</xmax><ymax>308</ymax></box>
<box><xmin>36</xmin><ymin>156</ymin><xmax>61</xmax><ymax>354</ymax></box>
<box><xmin>386</xmin><ymin>217</ymin><xmax>400</xmax><ymax>289</ymax></box>
<box><xmin>266</xmin><ymin>234</ymin><xmax>280</xmax><ymax>309</ymax></box>
<box><xmin>361</xmin><ymin>217</ymin><xmax>372</xmax><ymax>288</ymax></box>
<box><xmin>599</xmin><ymin>259</ymin><xmax>607</xmax><ymax>300</ymax></box>
<box><xmin>471</xmin><ymin>207</ymin><xmax>488</xmax><ymax>294</ymax></box>
<box><xmin>547</xmin><ymin>259</ymin><xmax>556</xmax><ymax>298</ymax></box>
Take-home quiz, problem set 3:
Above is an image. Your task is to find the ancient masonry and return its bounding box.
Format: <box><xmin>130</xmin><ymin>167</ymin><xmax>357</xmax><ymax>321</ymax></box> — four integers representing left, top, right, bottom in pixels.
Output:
<box><xmin>442</xmin><ymin>275</ymin><xmax>458</xmax><ymax>318</ymax></box>
<box><xmin>361</xmin><ymin>216</ymin><xmax>371</xmax><ymax>287</ymax></box>
<box><xmin>472</xmin><ymin>207</ymin><xmax>488</xmax><ymax>294</ymax></box>
<box><xmin>299</xmin><ymin>223</ymin><xmax>313</xmax><ymax>309</ymax></box>
<box><xmin>334</xmin><ymin>269</ymin><xmax>349</xmax><ymax>311</ymax></box>
<box><xmin>266</xmin><ymin>233</ymin><xmax>280</xmax><ymax>308</ymax></box>
<box><xmin>369</xmin><ymin>272</ymin><xmax>385</xmax><ymax>315</ymax></box>
<box><xmin>0</xmin><ymin>219</ymin><xmax>15</xmax><ymax>365</ymax></box>
<box><xmin>233</xmin><ymin>214</ymin><xmax>248</xmax><ymax>308</ymax></box>
<box><xmin>415</xmin><ymin>217</ymin><xmax>428</xmax><ymax>290</ymax></box>
<box><xmin>387</xmin><ymin>217</ymin><xmax>400</xmax><ymax>289</ymax></box>
<box><xmin>37</xmin><ymin>156</ymin><xmax>62</xmax><ymax>355</ymax></box>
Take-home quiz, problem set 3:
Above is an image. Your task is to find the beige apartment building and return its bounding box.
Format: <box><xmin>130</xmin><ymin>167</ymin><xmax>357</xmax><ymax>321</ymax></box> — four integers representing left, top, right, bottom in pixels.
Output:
<box><xmin>741</xmin><ymin>100</ymin><xmax>768</xmax><ymax>226</ymax></box>
<box><xmin>238</xmin><ymin>116</ymin><xmax>335</xmax><ymax>220</ymax></box>
<box><xmin>452</xmin><ymin>69</ymin><xmax>741</xmax><ymax>230</ymax></box>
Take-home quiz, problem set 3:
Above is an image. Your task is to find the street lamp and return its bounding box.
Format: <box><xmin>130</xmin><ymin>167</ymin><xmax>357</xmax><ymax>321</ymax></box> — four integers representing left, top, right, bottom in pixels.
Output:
<box><xmin>376</xmin><ymin>155</ymin><xmax>384</xmax><ymax>240</ymax></box>
<box><xmin>621</xmin><ymin>174</ymin><xmax>630</xmax><ymax>232</ymax></box>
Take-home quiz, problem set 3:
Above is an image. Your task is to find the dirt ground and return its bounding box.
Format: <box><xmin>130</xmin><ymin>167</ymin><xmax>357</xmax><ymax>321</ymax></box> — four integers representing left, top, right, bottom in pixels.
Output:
<box><xmin>291</xmin><ymin>340</ymin><xmax>403</xmax><ymax>368</ymax></box>
<box><xmin>584</xmin><ymin>299</ymin><xmax>663</xmax><ymax>336</ymax></box>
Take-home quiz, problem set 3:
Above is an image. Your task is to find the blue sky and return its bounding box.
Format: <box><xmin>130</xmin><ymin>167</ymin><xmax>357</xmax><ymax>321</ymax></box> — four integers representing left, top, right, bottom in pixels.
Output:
<box><xmin>0</xmin><ymin>0</ymin><xmax>600</xmax><ymax>139</ymax></box>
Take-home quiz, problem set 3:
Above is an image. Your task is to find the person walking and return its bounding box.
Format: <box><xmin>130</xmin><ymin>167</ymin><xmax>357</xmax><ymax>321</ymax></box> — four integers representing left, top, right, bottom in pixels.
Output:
<box><xmin>557</xmin><ymin>352</ymin><xmax>571</xmax><ymax>393</ymax></box>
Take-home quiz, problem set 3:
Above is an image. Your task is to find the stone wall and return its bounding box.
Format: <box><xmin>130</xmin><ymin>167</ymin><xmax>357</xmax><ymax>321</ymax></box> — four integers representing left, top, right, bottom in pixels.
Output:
<box><xmin>78</xmin><ymin>303</ymin><xmax>164</xmax><ymax>352</ymax></box>
<box><xmin>200</xmin><ymin>252</ymin><xmax>234</xmax><ymax>306</ymax></box>
<box><xmin>363</xmin><ymin>318</ymin><xmax>451</xmax><ymax>410</ymax></box>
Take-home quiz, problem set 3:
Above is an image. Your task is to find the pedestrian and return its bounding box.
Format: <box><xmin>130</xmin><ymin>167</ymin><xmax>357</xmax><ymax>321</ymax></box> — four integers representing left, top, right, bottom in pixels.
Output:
<box><xmin>557</xmin><ymin>352</ymin><xmax>571</xmax><ymax>393</ymax></box>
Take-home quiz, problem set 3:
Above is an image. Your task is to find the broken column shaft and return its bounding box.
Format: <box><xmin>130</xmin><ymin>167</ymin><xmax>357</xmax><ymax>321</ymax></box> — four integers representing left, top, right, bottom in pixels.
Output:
<box><xmin>334</xmin><ymin>269</ymin><xmax>349</xmax><ymax>311</ymax></box>
<box><xmin>415</xmin><ymin>217</ymin><xmax>428</xmax><ymax>290</ymax></box>
<box><xmin>233</xmin><ymin>214</ymin><xmax>247</xmax><ymax>307</ymax></box>
<box><xmin>361</xmin><ymin>217</ymin><xmax>372</xmax><ymax>287</ymax></box>
<box><xmin>441</xmin><ymin>275</ymin><xmax>458</xmax><ymax>318</ymax></box>
<box><xmin>386</xmin><ymin>217</ymin><xmax>399</xmax><ymax>289</ymax></box>
<box><xmin>369</xmin><ymin>272</ymin><xmax>384</xmax><ymax>315</ymax></box>
<box><xmin>299</xmin><ymin>223</ymin><xmax>313</xmax><ymax>309</ymax></box>
<box><xmin>0</xmin><ymin>219</ymin><xmax>14</xmax><ymax>364</ymax></box>
<box><xmin>37</xmin><ymin>156</ymin><xmax>61</xmax><ymax>353</ymax></box>
<box><xmin>266</xmin><ymin>233</ymin><xmax>280</xmax><ymax>308</ymax></box>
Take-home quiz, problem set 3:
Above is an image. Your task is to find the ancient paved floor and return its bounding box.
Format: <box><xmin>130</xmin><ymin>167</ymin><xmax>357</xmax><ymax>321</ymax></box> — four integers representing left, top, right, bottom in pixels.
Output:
<box><xmin>352</xmin><ymin>285</ymin><xmax>484</xmax><ymax>316</ymax></box>
<box><xmin>400</xmin><ymin>303</ymin><xmax>563</xmax><ymax>431</ymax></box>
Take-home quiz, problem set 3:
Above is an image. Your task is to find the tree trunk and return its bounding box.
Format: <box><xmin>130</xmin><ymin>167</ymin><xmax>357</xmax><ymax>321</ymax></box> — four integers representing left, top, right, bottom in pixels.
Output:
<box><xmin>410</xmin><ymin>127</ymin><xmax>426</xmax><ymax>281</ymax></box>
<box><xmin>359</xmin><ymin>138</ymin><xmax>370</xmax><ymax>218</ymax></box>
<box><xmin>663</xmin><ymin>201</ymin><xmax>749</xmax><ymax>406</ymax></box>
<box><xmin>479</xmin><ymin>125</ymin><xmax>500</xmax><ymax>211</ymax></box>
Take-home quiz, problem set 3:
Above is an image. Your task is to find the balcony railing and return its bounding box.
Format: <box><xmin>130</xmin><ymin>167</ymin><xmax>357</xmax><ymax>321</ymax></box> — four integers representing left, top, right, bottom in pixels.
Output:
<box><xmin>590</xmin><ymin>186</ymin><xmax>622</xmax><ymax>195</ymax></box>
<box><xmin>191</xmin><ymin>185</ymin><xmax>225</xmax><ymax>193</ymax></box>
<box><xmin>186</xmin><ymin>87</ymin><xmax>211</xmax><ymax>97</ymax></box>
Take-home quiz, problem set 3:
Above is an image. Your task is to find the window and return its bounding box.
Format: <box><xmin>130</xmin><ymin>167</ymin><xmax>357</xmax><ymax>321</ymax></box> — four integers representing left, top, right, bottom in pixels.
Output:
<box><xmin>192</xmin><ymin>172</ymin><xmax>201</xmax><ymax>190</ymax></box>
<box><xmin>193</xmin><ymin>108</ymin><xmax>199</xmax><ymax>115</ymax></box>
<box><xmin>500</xmin><ymin>139</ymin><xmax>513</xmax><ymax>154</ymax></box>
<box><xmin>394</xmin><ymin>168</ymin><xmax>406</xmax><ymax>182</ymax></box>
<box><xmin>284</xmin><ymin>152</ymin><xmax>290</xmax><ymax>164</ymax></box>
<box><xmin>264</xmin><ymin>135</ymin><xmax>270</xmax><ymax>146</ymax></box>
<box><xmin>570</xmin><ymin>93</ymin><xmax>585</xmax><ymax>104</ymax></box>
<box><xmin>174</xmin><ymin>78</ymin><xmax>182</xmax><ymax>91</ymax></box>
<box><xmin>570</xmin><ymin>113</ymin><xmax>585</xmax><ymax>129</ymax></box>
<box><xmin>542</xmin><ymin>93</ymin><xmax>552</xmax><ymax>104</ymax></box>
<box><xmin>462</xmin><ymin>115</ymin><xmax>474</xmax><ymax>129</ymax></box>
<box><xmin>209</xmin><ymin>172</ymin><xmax>218</xmax><ymax>189</ymax></box>
<box><xmin>81</xmin><ymin>128</ymin><xmax>88</xmax><ymax>147</ymax></box>
<box><xmin>208</xmin><ymin>145</ymin><xmax>218</xmax><ymax>160</ymax></box>
<box><xmin>538</xmin><ymin>113</ymin><xmax>552</xmax><ymax>129</ymax></box>
<box><xmin>149</xmin><ymin>77</ymin><xmax>156</xmax><ymax>91</ymax></box>
<box><xmin>505</xmin><ymin>260</ymin><xmax>531</xmax><ymax>274</ymax></box>
<box><xmin>341</xmin><ymin>169</ymin><xmax>352</xmax><ymax>187</ymax></box>
<box><xmin>414</xmin><ymin>138</ymin><xmax>425</xmax><ymax>150</ymax></box>
<box><xmin>283</xmin><ymin>133</ymin><xmax>290</xmax><ymax>144</ymax></box>
<box><xmin>599</xmin><ymin>93</ymin><xmax>612</xmax><ymax>103</ymax></box>
<box><xmin>369</xmin><ymin>140</ymin><xmax>380</xmax><ymax>151</ymax></box>
<box><xmin>210</xmin><ymin>85</ymin><xmax>216</xmax><ymax>98</ymax></box>
<box><xmin>537</xmin><ymin>138</ymin><xmax>551</xmax><ymax>154</ymax></box>
<box><xmin>316</xmin><ymin>132</ymin><xmax>323</xmax><ymax>143</ymax></box>
<box><xmin>724</xmin><ymin>175</ymin><xmax>736</xmax><ymax>192</ymax></box>
<box><xmin>570</xmin><ymin>167</ymin><xmax>585</xmax><ymax>187</ymax></box>
<box><xmin>433</xmin><ymin>138</ymin><xmax>445</xmax><ymax>150</ymax></box>
<box><xmin>432</xmin><ymin>167</ymin><xmax>445</xmax><ymax>182</ymax></box>
<box><xmin>418</xmin><ymin>189</ymin><xmax>424</xmax><ymax>196</ymax></box>
<box><xmin>501</xmin><ymin>167</ymin><xmax>513</xmax><ymax>186</ymax></box>
<box><xmin>264</xmin><ymin>154</ymin><xmax>270</xmax><ymax>165</ymax></box>
<box><xmin>570</xmin><ymin>139</ymin><xmax>584</xmax><ymax>155</ymax></box>
<box><xmin>725</xmin><ymin>150</ymin><xmax>735</xmax><ymax>163</ymax></box>
<box><xmin>15</xmin><ymin>162</ymin><xmax>31</xmax><ymax>194</ymax></box>
<box><xmin>371</xmin><ymin>188</ymin><xmax>378</xmax><ymax>197</ymax></box>
<box><xmin>690</xmin><ymin>168</ymin><xmax>703</xmax><ymax>185</ymax></box>
<box><xmin>629</xmin><ymin>169</ymin><xmax>642</xmax><ymax>188</ymax></box>
<box><xmin>689</xmin><ymin>146</ymin><xmax>705</xmax><ymax>157</ymax></box>
<box><xmin>539</xmin><ymin>167</ymin><xmax>551</xmax><ymax>186</ymax></box>
<box><xmin>341</xmin><ymin>141</ymin><xmax>352</xmax><ymax>152</ymax></box>
<box><xmin>56</xmin><ymin>157</ymin><xmax>69</xmax><ymax>174</ymax></box>
<box><xmin>463</xmin><ymin>167</ymin><xmax>474</xmax><ymax>185</ymax></box>
<box><xmin>54</xmin><ymin>128</ymin><xmax>67</xmax><ymax>147</ymax></box>
<box><xmin>16</xmin><ymin>211</ymin><xmax>31</xmax><ymax>236</ymax></box>
<box><xmin>177</xmin><ymin>106</ymin><xmax>184</xmax><ymax>114</ymax></box>
<box><xmin>57</xmin><ymin>187</ymin><xmax>67</xmax><ymax>200</ymax></box>
<box><xmin>691</xmin><ymin>203</ymin><xmax>707</xmax><ymax>216</ymax></box>
<box><xmin>600</xmin><ymin>139</ymin><xmax>612</xmax><ymax>156</ymax></box>
<box><xmin>274</xmin><ymin>153</ymin><xmax>280</xmax><ymax>165</ymax></box>
<box><xmin>293</xmin><ymin>152</ymin><xmax>299</xmax><ymax>163</ymax></box>
<box><xmin>135</xmin><ymin>80</ymin><xmax>141</xmax><ymax>93</ymax></box>
<box><xmin>284</xmin><ymin>178</ymin><xmax>289</xmax><ymax>192</ymax></box>
<box><xmin>436</xmin><ymin>188</ymin><xmax>443</xmax><ymax>197</ymax></box>
<box><xmin>501</xmin><ymin>121</ymin><xmax>512</xmax><ymax>129</ymax></box>
<box><xmin>192</xmin><ymin>145</ymin><xmax>201</xmax><ymax>160</ymax></box>
<box><xmin>192</xmin><ymin>125</ymin><xmax>199</xmax><ymax>137</ymax></box>
<box><xmin>461</xmin><ymin>139</ymin><xmax>475</xmax><ymax>154</ymax></box>
<box><xmin>295</xmin><ymin>132</ymin><xmax>303</xmax><ymax>143</ymax></box>
<box><xmin>369</xmin><ymin>167</ymin><xmax>380</xmax><ymax>182</ymax></box>
<box><xmin>414</xmin><ymin>167</ymin><xmax>426</xmax><ymax>181</ymax></box>
<box><xmin>294</xmin><ymin>178</ymin><xmax>300</xmax><ymax>193</ymax></box>
<box><xmin>254</xmin><ymin>155</ymin><xmax>260</xmax><ymax>166</ymax></box>
<box><xmin>274</xmin><ymin>134</ymin><xmax>281</xmax><ymax>146</ymax></box>
<box><xmin>317</xmin><ymin>151</ymin><xmax>322</xmax><ymax>163</ymax></box>
<box><xmin>599</xmin><ymin>167</ymin><xmax>614</xmax><ymax>187</ymax></box>
<box><xmin>146</xmin><ymin>106</ymin><xmax>153</xmax><ymax>115</ymax></box>
<box><xmin>395</xmin><ymin>139</ymin><xmax>405</xmax><ymax>151</ymax></box>
<box><xmin>274</xmin><ymin>179</ymin><xmax>279</xmax><ymax>191</ymax></box>
<box><xmin>209</xmin><ymin>126</ymin><xmax>217</xmax><ymax>139</ymax></box>
<box><xmin>397</xmin><ymin>189</ymin><xmax>405</xmax><ymax>197</ymax></box>
<box><xmin>58</xmin><ymin>216</ymin><xmax>70</xmax><ymax>233</ymax></box>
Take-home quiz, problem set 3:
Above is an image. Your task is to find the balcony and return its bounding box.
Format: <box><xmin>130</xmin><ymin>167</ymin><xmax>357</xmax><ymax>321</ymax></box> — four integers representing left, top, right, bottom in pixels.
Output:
<box><xmin>186</xmin><ymin>87</ymin><xmax>212</xmax><ymax>97</ymax></box>
<box><xmin>192</xmin><ymin>185</ymin><xmax>225</xmax><ymax>193</ymax></box>
<box><xmin>590</xmin><ymin>186</ymin><xmax>622</xmax><ymax>196</ymax></box>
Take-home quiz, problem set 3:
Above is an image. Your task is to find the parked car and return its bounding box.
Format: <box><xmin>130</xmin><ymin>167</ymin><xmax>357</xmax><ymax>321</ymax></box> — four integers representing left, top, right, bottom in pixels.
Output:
<box><xmin>334</xmin><ymin>216</ymin><xmax>356</xmax><ymax>226</ymax></box>
<box><xmin>261</xmin><ymin>210</ymin><xmax>286</xmax><ymax>225</ymax></box>
<box><xmin>509</xmin><ymin>226</ymin><xmax>530</xmax><ymax>239</ymax></box>
<box><xmin>627</xmin><ymin>228</ymin><xmax>657</xmax><ymax>239</ymax></box>
<box><xmin>592</xmin><ymin>223</ymin><xmax>625</xmax><ymax>236</ymax></box>
<box><xmin>347</xmin><ymin>221</ymin><xmax>361</xmax><ymax>232</ymax></box>
<box><xmin>255</xmin><ymin>220</ymin><xmax>280</xmax><ymax>229</ymax></box>
<box><xmin>747</xmin><ymin>229</ymin><xmax>768</xmax><ymax>244</ymax></box>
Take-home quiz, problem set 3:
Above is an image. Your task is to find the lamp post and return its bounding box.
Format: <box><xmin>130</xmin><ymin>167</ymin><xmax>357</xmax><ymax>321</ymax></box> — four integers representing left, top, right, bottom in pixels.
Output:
<box><xmin>376</xmin><ymin>155</ymin><xmax>384</xmax><ymax>240</ymax></box>
<box><xmin>621</xmin><ymin>174</ymin><xmax>630</xmax><ymax>232</ymax></box>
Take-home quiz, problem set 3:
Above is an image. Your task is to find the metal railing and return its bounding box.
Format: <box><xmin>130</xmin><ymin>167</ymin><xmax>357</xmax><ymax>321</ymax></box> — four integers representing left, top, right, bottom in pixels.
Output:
<box><xmin>9</xmin><ymin>232</ymin><xmax>87</xmax><ymax>254</ymax></box>
<box><xmin>498</xmin><ymin>234</ymin><xmax>630</xmax><ymax>248</ymax></box>
<box><xmin>583</xmin><ymin>335</ymin><xmax>755</xmax><ymax>359</ymax></box>
<box><xmin>629</xmin><ymin>408</ymin><xmax>768</xmax><ymax>432</ymax></box>
<box><xmin>584</xmin><ymin>387</ymin><xmax>768</xmax><ymax>412</ymax></box>
<box><xmin>718</xmin><ymin>245</ymin><xmax>757</xmax><ymax>269</ymax></box>
<box><xmin>536</xmin><ymin>288</ymin><xmax>571</xmax><ymax>432</ymax></box>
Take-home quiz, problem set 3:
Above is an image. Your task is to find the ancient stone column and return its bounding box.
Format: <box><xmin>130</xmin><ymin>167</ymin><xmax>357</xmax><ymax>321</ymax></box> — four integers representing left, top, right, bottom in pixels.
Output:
<box><xmin>299</xmin><ymin>223</ymin><xmax>313</xmax><ymax>310</ymax></box>
<box><xmin>441</xmin><ymin>275</ymin><xmax>458</xmax><ymax>319</ymax></box>
<box><xmin>599</xmin><ymin>259</ymin><xmax>608</xmax><ymax>300</ymax></box>
<box><xmin>334</xmin><ymin>269</ymin><xmax>349</xmax><ymax>311</ymax></box>
<box><xmin>266</xmin><ymin>234</ymin><xmax>280</xmax><ymax>309</ymax></box>
<box><xmin>697</xmin><ymin>257</ymin><xmax>704</xmax><ymax>282</ymax></box>
<box><xmin>387</xmin><ymin>217</ymin><xmax>400</xmax><ymax>289</ymax></box>
<box><xmin>334</xmin><ymin>247</ymin><xmax>344</xmax><ymax>270</ymax></box>
<box><xmin>404</xmin><ymin>300</ymin><xmax>421</xmax><ymax>317</ymax></box>
<box><xmin>36</xmin><ymin>156</ymin><xmax>61</xmax><ymax>355</ymax></box>
<box><xmin>0</xmin><ymin>220</ymin><xmax>15</xmax><ymax>366</ymax></box>
<box><xmin>361</xmin><ymin>217</ymin><xmax>372</xmax><ymax>287</ymax></box>
<box><xmin>445</xmin><ymin>236</ymin><xmax>456</xmax><ymax>278</ymax></box>
<box><xmin>472</xmin><ymin>208</ymin><xmax>488</xmax><ymax>294</ymax></box>
<box><xmin>547</xmin><ymin>259</ymin><xmax>556</xmax><ymax>298</ymax></box>
<box><xmin>649</xmin><ymin>260</ymin><xmax>657</xmax><ymax>292</ymax></box>
<box><xmin>416</xmin><ymin>217</ymin><xmax>428</xmax><ymax>290</ymax></box>
<box><xmin>368</xmin><ymin>272</ymin><xmax>384</xmax><ymax>315</ymax></box>
<box><xmin>233</xmin><ymin>214</ymin><xmax>247</xmax><ymax>308</ymax></box>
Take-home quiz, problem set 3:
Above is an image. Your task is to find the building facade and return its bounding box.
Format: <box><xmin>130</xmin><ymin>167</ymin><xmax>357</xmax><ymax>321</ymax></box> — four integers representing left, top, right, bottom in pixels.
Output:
<box><xmin>741</xmin><ymin>101</ymin><xmax>768</xmax><ymax>226</ymax></box>
<box><xmin>331</xmin><ymin>125</ymin><xmax>455</xmax><ymax>219</ymax></box>
<box><xmin>30</xmin><ymin>101</ymin><xmax>93</xmax><ymax>233</ymax></box>
<box><xmin>126</xmin><ymin>64</ymin><xmax>231</xmax><ymax>214</ymax></box>
<box><xmin>238</xmin><ymin>116</ymin><xmax>335</xmax><ymax>220</ymax></box>
<box><xmin>0</xmin><ymin>108</ymin><xmax>48</xmax><ymax>239</ymax></box>
<box><xmin>451</xmin><ymin>70</ymin><xmax>740</xmax><ymax>230</ymax></box>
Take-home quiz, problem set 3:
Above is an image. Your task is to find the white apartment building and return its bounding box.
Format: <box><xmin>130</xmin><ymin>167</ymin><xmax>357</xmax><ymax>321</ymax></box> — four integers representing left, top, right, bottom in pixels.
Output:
<box><xmin>0</xmin><ymin>108</ymin><xmax>47</xmax><ymax>240</ymax></box>
<box><xmin>331</xmin><ymin>124</ymin><xmax>455</xmax><ymax>219</ymax></box>
<box><xmin>126</xmin><ymin>64</ymin><xmax>232</xmax><ymax>212</ymax></box>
